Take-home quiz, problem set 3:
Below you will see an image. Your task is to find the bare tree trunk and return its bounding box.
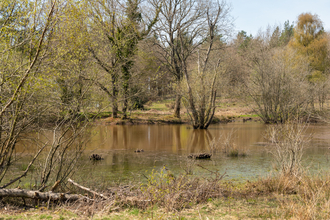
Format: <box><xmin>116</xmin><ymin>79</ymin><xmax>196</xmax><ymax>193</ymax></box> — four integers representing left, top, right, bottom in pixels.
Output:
<box><xmin>310</xmin><ymin>95</ymin><xmax>315</xmax><ymax>112</ymax></box>
<box><xmin>111</xmin><ymin>77</ymin><xmax>118</xmax><ymax>118</ymax></box>
<box><xmin>180</xmin><ymin>6</ymin><xmax>223</xmax><ymax>129</ymax></box>
<box><xmin>122</xmin><ymin>94</ymin><xmax>128</xmax><ymax>119</ymax></box>
<box><xmin>174</xmin><ymin>93</ymin><xmax>181</xmax><ymax>118</ymax></box>
<box><xmin>122</xmin><ymin>67</ymin><xmax>129</xmax><ymax>119</ymax></box>
<box><xmin>183</xmin><ymin>65</ymin><xmax>200</xmax><ymax>128</ymax></box>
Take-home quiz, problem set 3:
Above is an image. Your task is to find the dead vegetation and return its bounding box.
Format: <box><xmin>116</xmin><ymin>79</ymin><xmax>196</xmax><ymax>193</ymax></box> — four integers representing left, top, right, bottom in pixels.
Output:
<box><xmin>0</xmin><ymin>165</ymin><xmax>227</xmax><ymax>212</ymax></box>
<box><xmin>266</xmin><ymin>121</ymin><xmax>311</xmax><ymax>176</ymax></box>
<box><xmin>2</xmin><ymin>166</ymin><xmax>330</xmax><ymax>219</ymax></box>
<box><xmin>208</xmin><ymin>128</ymin><xmax>247</xmax><ymax>157</ymax></box>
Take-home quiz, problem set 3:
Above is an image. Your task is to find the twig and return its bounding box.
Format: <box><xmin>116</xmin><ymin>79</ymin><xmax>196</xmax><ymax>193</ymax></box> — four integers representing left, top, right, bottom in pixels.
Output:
<box><xmin>50</xmin><ymin>180</ymin><xmax>61</xmax><ymax>192</ymax></box>
<box><xmin>197</xmin><ymin>164</ymin><xmax>227</xmax><ymax>181</ymax></box>
<box><xmin>68</xmin><ymin>178</ymin><xmax>109</xmax><ymax>200</ymax></box>
<box><xmin>196</xmin><ymin>164</ymin><xmax>216</xmax><ymax>174</ymax></box>
<box><xmin>198</xmin><ymin>206</ymin><xmax>202</xmax><ymax>220</ymax></box>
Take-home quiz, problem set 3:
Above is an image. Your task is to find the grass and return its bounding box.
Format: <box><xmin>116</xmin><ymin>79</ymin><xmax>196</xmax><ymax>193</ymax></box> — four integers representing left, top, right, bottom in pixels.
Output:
<box><xmin>144</xmin><ymin>99</ymin><xmax>175</xmax><ymax>111</ymax></box>
<box><xmin>3</xmin><ymin>172</ymin><xmax>330</xmax><ymax>219</ymax></box>
<box><xmin>86</xmin><ymin>111</ymin><xmax>113</xmax><ymax>119</ymax></box>
<box><xmin>0</xmin><ymin>208</ymin><xmax>79</xmax><ymax>220</ymax></box>
<box><xmin>227</xmin><ymin>148</ymin><xmax>247</xmax><ymax>157</ymax></box>
<box><xmin>0</xmin><ymin>196</ymin><xmax>284</xmax><ymax>219</ymax></box>
<box><xmin>89</xmin><ymin>98</ymin><xmax>257</xmax><ymax>125</ymax></box>
<box><xmin>18</xmin><ymin>163</ymin><xmax>35</xmax><ymax>172</ymax></box>
<box><xmin>2</xmin><ymin>168</ymin><xmax>330</xmax><ymax>219</ymax></box>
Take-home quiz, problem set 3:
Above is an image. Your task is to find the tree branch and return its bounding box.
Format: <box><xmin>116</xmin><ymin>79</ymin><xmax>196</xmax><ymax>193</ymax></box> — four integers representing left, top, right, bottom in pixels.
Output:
<box><xmin>68</xmin><ymin>178</ymin><xmax>109</xmax><ymax>200</ymax></box>
<box><xmin>0</xmin><ymin>143</ymin><xmax>47</xmax><ymax>189</ymax></box>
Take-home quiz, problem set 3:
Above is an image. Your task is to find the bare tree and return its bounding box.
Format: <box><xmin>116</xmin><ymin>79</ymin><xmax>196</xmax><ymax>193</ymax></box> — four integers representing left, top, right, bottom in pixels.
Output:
<box><xmin>85</xmin><ymin>0</ymin><xmax>122</xmax><ymax>118</ymax></box>
<box><xmin>147</xmin><ymin>0</ymin><xmax>206</xmax><ymax>118</ymax></box>
<box><xmin>147</xmin><ymin>0</ymin><xmax>232</xmax><ymax>119</ymax></box>
<box><xmin>181</xmin><ymin>2</ymin><xmax>232</xmax><ymax>129</ymax></box>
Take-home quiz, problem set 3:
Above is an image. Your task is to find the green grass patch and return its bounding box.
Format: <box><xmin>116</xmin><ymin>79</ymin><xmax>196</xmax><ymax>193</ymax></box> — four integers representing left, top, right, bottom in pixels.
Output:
<box><xmin>144</xmin><ymin>99</ymin><xmax>175</xmax><ymax>111</ymax></box>
<box><xmin>38</xmin><ymin>214</ymin><xmax>53</xmax><ymax>219</ymax></box>
<box><xmin>128</xmin><ymin>208</ymin><xmax>140</xmax><ymax>216</ymax></box>
<box><xmin>149</xmin><ymin>102</ymin><xmax>168</xmax><ymax>111</ymax></box>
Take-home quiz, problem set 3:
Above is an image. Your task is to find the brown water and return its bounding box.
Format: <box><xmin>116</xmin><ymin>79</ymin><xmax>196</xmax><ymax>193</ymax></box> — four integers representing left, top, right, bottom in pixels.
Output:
<box><xmin>77</xmin><ymin>122</ymin><xmax>330</xmax><ymax>185</ymax></box>
<box><xmin>13</xmin><ymin>122</ymin><xmax>330</xmax><ymax>187</ymax></box>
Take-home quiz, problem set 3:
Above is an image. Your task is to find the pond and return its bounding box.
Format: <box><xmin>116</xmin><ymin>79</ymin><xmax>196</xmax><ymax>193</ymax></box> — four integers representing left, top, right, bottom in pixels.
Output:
<box><xmin>11</xmin><ymin>122</ymin><xmax>330</xmax><ymax>188</ymax></box>
<box><xmin>76</xmin><ymin>122</ymin><xmax>330</xmax><ymax>187</ymax></box>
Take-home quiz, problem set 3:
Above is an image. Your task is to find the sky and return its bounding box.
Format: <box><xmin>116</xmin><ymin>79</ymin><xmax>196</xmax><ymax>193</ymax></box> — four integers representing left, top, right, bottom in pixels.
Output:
<box><xmin>231</xmin><ymin>0</ymin><xmax>330</xmax><ymax>36</ymax></box>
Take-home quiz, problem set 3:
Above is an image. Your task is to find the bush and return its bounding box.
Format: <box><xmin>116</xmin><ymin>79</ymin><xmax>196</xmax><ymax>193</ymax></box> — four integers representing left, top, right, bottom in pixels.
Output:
<box><xmin>266</xmin><ymin>122</ymin><xmax>311</xmax><ymax>176</ymax></box>
<box><xmin>139</xmin><ymin>166</ymin><xmax>225</xmax><ymax>211</ymax></box>
<box><xmin>243</xmin><ymin>38</ymin><xmax>310</xmax><ymax>123</ymax></box>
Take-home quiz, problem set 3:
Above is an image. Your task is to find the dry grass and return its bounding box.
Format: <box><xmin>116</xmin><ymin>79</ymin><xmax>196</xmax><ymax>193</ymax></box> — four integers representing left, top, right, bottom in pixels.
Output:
<box><xmin>209</xmin><ymin>129</ymin><xmax>247</xmax><ymax>157</ymax></box>
<box><xmin>242</xmin><ymin>171</ymin><xmax>330</xmax><ymax>219</ymax></box>
<box><xmin>180</xmin><ymin>157</ymin><xmax>197</xmax><ymax>175</ymax></box>
<box><xmin>2</xmin><ymin>170</ymin><xmax>330</xmax><ymax>219</ymax></box>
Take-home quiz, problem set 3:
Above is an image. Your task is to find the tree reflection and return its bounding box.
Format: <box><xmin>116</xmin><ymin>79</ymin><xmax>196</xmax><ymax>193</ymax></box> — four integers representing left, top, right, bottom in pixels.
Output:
<box><xmin>188</xmin><ymin>129</ymin><xmax>213</xmax><ymax>153</ymax></box>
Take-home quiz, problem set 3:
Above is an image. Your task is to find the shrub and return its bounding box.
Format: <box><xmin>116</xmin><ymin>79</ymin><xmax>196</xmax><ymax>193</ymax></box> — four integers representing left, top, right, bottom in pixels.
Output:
<box><xmin>139</xmin><ymin>166</ymin><xmax>225</xmax><ymax>211</ymax></box>
<box><xmin>266</xmin><ymin>122</ymin><xmax>311</xmax><ymax>176</ymax></box>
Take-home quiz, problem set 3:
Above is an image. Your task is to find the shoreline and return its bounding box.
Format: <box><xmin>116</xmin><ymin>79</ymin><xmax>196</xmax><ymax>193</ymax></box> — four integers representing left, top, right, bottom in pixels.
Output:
<box><xmin>93</xmin><ymin>110</ymin><xmax>261</xmax><ymax>126</ymax></box>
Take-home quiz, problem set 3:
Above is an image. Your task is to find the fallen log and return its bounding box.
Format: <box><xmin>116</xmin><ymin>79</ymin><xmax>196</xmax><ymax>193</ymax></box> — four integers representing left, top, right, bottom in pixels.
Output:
<box><xmin>0</xmin><ymin>188</ymin><xmax>87</xmax><ymax>201</ymax></box>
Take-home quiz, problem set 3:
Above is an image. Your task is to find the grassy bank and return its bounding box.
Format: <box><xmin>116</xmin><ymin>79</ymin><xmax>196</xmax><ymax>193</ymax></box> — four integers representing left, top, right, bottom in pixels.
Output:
<box><xmin>0</xmin><ymin>196</ymin><xmax>286</xmax><ymax>219</ymax></box>
<box><xmin>91</xmin><ymin>98</ymin><xmax>260</xmax><ymax>125</ymax></box>
<box><xmin>2</xmin><ymin>169</ymin><xmax>330</xmax><ymax>219</ymax></box>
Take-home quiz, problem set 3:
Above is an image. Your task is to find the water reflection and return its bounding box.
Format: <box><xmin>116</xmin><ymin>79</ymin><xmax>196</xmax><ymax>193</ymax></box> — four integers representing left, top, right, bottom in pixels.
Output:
<box><xmin>14</xmin><ymin>122</ymin><xmax>330</xmax><ymax>185</ymax></box>
<box><xmin>86</xmin><ymin>123</ymin><xmax>267</xmax><ymax>154</ymax></box>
